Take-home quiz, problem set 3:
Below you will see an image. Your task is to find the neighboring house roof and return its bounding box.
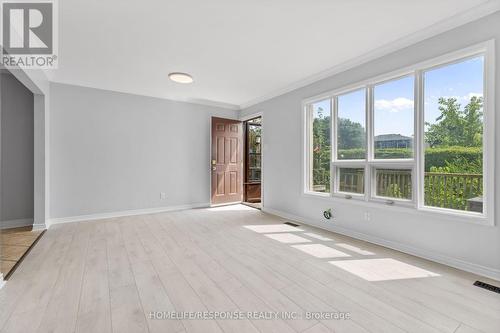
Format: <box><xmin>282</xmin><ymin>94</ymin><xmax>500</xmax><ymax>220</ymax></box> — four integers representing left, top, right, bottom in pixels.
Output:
<box><xmin>374</xmin><ymin>134</ymin><xmax>412</xmax><ymax>142</ymax></box>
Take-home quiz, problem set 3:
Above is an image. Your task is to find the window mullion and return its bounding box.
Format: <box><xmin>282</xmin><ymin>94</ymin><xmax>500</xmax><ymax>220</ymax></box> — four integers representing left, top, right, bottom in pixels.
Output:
<box><xmin>366</xmin><ymin>85</ymin><xmax>374</xmax><ymax>200</ymax></box>
<box><xmin>306</xmin><ymin>104</ymin><xmax>312</xmax><ymax>192</ymax></box>
<box><xmin>331</xmin><ymin>97</ymin><xmax>337</xmax><ymax>195</ymax></box>
<box><xmin>366</xmin><ymin>85</ymin><xmax>374</xmax><ymax>162</ymax></box>
<box><xmin>415</xmin><ymin>70</ymin><xmax>424</xmax><ymax>209</ymax></box>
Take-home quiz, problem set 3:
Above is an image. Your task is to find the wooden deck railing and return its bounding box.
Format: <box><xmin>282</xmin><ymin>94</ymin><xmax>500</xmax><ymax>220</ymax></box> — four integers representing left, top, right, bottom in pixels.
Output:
<box><xmin>339</xmin><ymin>169</ymin><xmax>364</xmax><ymax>194</ymax></box>
<box><xmin>424</xmin><ymin>172</ymin><xmax>482</xmax><ymax>210</ymax></box>
<box><xmin>313</xmin><ymin>168</ymin><xmax>483</xmax><ymax>211</ymax></box>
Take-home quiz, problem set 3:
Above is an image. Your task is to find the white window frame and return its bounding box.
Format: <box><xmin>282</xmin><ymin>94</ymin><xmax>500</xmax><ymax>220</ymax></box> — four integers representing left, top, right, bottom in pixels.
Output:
<box><xmin>333</xmin><ymin>87</ymin><xmax>368</xmax><ymax>201</ymax></box>
<box><xmin>370</xmin><ymin>165</ymin><xmax>415</xmax><ymax>205</ymax></box>
<box><xmin>304</xmin><ymin>99</ymin><xmax>332</xmax><ymax>197</ymax></box>
<box><xmin>303</xmin><ymin>40</ymin><xmax>495</xmax><ymax>226</ymax></box>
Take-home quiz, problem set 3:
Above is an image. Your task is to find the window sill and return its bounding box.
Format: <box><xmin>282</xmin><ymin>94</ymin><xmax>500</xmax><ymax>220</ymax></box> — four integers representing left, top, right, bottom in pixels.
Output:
<box><xmin>303</xmin><ymin>191</ymin><xmax>331</xmax><ymax>198</ymax></box>
<box><xmin>302</xmin><ymin>191</ymin><xmax>493</xmax><ymax>227</ymax></box>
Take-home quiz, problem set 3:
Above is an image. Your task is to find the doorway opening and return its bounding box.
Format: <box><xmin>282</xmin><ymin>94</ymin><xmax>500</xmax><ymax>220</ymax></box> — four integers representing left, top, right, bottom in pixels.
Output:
<box><xmin>0</xmin><ymin>70</ymin><xmax>43</xmax><ymax>280</ymax></box>
<box><xmin>210</xmin><ymin>115</ymin><xmax>262</xmax><ymax>209</ymax></box>
<box><xmin>243</xmin><ymin>116</ymin><xmax>262</xmax><ymax>209</ymax></box>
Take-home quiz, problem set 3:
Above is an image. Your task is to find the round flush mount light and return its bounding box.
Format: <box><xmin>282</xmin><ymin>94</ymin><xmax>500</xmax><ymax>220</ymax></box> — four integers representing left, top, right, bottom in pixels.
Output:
<box><xmin>168</xmin><ymin>72</ymin><xmax>193</xmax><ymax>84</ymax></box>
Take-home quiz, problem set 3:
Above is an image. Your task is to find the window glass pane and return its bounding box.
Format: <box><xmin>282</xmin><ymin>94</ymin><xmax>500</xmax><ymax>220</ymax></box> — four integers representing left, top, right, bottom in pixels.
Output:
<box><xmin>337</xmin><ymin>89</ymin><xmax>366</xmax><ymax>160</ymax></box>
<box><xmin>247</xmin><ymin>120</ymin><xmax>261</xmax><ymax>182</ymax></box>
<box><xmin>311</xmin><ymin>99</ymin><xmax>331</xmax><ymax>193</ymax></box>
<box><xmin>375</xmin><ymin>169</ymin><xmax>412</xmax><ymax>200</ymax></box>
<box><xmin>424</xmin><ymin>56</ymin><xmax>484</xmax><ymax>213</ymax></box>
<box><xmin>338</xmin><ymin>168</ymin><xmax>364</xmax><ymax>194</ymax></box>
<box><xmin>374</xmin><ymin>76</ymin><xmax>414</xmax><ymax>159</ymax></box>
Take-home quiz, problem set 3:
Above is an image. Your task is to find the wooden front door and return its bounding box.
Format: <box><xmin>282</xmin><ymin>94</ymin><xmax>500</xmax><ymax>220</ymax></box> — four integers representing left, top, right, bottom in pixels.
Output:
<box><xmin>211</xmin><ymin>117</ymin><xmax>243</xmax><ymax>205</ymax></box>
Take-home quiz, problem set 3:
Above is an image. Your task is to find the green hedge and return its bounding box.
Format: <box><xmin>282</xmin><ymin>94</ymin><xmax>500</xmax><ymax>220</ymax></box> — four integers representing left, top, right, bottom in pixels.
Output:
<box><xmin>338</xmin><ymin>148</ymin><xmax>412</xmax><ymax>160</ymax></box>
<box><xmin>337</xmin><ymin>148</ymin><xmax>366</xmax><ymax>159</ymax></box>
<box><xmin>375</xmin><ymin>148</ymin><xmax>412</xmax><ymax>159</ymax></box>
<box><xmin>337</xmin><ymin>146</ymin><xmax>482</xmax><ymax>172</ymax></box>
<box><xmin>423</xmin><ymin>146</ymin><xmax>482</xmax><ymax>172</ymax></box>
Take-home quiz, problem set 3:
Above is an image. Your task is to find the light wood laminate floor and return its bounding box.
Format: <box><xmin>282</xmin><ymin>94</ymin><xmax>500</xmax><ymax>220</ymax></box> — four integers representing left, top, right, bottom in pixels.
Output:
<box><xmin>0</xmin><ymin>205</ymin><xmax>499</xmax><ymax>333</ymax></box>
<box><xmin>0</xmin><ymin>227</ymin><xmax>44</xmax><ymax>278</ymax></box>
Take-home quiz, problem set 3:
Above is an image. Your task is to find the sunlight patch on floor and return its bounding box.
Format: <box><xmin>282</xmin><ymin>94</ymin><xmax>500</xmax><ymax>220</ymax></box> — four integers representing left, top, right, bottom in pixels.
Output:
<box><xmin>244</xmin><ymin>224</ymin><xmax>304</xmax><ymax>233</ymax></box>
<box><xmin>335</xmin><ymin>243</ymin><xmax>375</xmax><ymax>255</ymax></box>
<box><xmin>292</xmin><ymin>244</ymin><xmax>350</xmax><ymax>258</ymax></box>
<box><xmin>264</xmin><ymin>233</ymin><xmax>311</xmax><ymax>244</ymax></box>
<box><xmin>303</xmin><ymin>233</ymin><xmax>333</xmax><ymax>241</ymax></box>
<box><xmin>329</xmin><ymin>258</ymin><xmax>440</xmax><ymax>281</ymax></box>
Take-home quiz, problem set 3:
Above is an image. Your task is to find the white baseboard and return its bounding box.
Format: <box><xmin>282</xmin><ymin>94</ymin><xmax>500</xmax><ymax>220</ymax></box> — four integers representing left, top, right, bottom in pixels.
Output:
<box><xmin>263</xmin><ymin>207</ymin><xmax>500</xmax><ymax>282</ymax></box>
<box><xmin>0</xmin><ymin>218</ymin><xmax>33</xmax><ymax>229</ymax></box>
<box><xmin>32</xmin><ymin>223</ymin><xmax>47</xmax><ymax>231</ymax></box>
<box><xmin>0</xmin><ymin>273</ymin><xmax>5</xmax><ymax>289</ymax></box>
<box><xmin>47</xmin><ymin>202</ymin><xmax>210</xmax><ymax>228</ymax></box>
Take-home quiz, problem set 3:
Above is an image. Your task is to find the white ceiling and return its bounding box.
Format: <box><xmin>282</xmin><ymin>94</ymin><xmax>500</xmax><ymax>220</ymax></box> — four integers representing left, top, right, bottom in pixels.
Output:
<box><xmin>48</xmin><ymin>0</ymin><xmax>498</xmax><ymax>109</ymax></box>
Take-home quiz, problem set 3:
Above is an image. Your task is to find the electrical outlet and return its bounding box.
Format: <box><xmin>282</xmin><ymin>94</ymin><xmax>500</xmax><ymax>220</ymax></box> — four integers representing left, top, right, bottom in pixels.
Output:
<box><xmin>160</xmin><ymin>192</ymin><xmax>166</xmax><ymax>200</ymax></box>
<box><xmin>364</xmin><ymin>212</ymin><xmax>371</xmax><ymax>221</ymax></box>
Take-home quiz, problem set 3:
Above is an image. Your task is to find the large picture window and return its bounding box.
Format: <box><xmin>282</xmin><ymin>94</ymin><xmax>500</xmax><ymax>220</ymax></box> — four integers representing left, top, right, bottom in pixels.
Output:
<box><xmin>423</xmin><ymin>57</ymin><xmax>484</xmax><ymax>213</ymax></box>
<box><xmin>305</xmin><ymin>42</ymin><xmax>494</xmax><ymax>224</ymax></box>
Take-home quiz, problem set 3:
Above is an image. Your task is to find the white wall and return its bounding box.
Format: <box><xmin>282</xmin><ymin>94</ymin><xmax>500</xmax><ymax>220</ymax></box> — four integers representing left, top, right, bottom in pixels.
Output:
<box><xmin>0</xmin><ymin>73</ymin><xmax>34</xmax><ymax>225</ymax></box>
<box><xmin>49</xmin><ymin>83</ymin><xmax>238</xmax><ymax>219</ymax></box>
<box><xmin>241</xmin><ymin>11</ymin><xmax>500</xmax><ymax>279</ymax></box>
<box><xmin>5</xmin><ymin>64</ymin><xmax>50</xmax><ymax>229</ymax></box>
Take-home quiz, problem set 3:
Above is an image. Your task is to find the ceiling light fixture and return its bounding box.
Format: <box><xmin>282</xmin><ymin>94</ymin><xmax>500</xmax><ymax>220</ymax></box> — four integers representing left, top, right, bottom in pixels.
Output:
<box><xmin>168</xmin><ymin>72</ymin><xmax>193</xmax><ymax>84</ymax></box>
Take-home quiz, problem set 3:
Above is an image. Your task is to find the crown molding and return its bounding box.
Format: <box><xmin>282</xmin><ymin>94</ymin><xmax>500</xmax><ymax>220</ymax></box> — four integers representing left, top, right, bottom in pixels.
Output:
<box><xmin>185</xmin><ymin>98</ymin><xmax>240</xmax><ymax>110</ymax></box>
<box><xmin>239</xmin><ymin>0</ymin><xmax>500</xmax><ymax>110</ymax></box>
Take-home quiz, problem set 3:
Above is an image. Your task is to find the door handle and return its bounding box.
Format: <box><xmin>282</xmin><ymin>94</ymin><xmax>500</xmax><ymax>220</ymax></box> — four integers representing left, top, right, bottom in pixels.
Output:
<box><xmin>212</xmin><ymin>166</ymin><xmax>216</xmax><ymax>171</ymax></box>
